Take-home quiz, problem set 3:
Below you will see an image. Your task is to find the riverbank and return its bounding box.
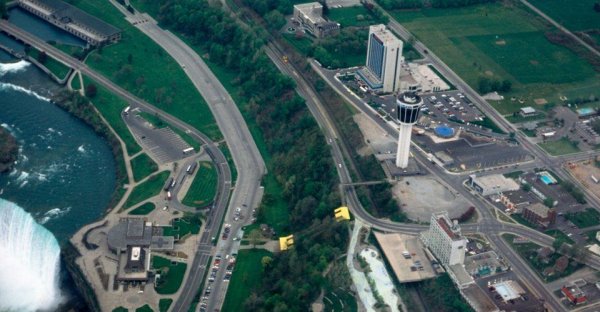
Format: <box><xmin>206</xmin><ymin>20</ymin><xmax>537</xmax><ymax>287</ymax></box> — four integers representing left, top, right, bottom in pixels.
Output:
<box><xmin>51</xmin><ymin>89</ymin><xmax>128</xmax><ymax>212</ymax></box>
<box><xmin>0</xmin><ymin>126</ymin><xmax>18</xmax><ymax>172</ymax></box>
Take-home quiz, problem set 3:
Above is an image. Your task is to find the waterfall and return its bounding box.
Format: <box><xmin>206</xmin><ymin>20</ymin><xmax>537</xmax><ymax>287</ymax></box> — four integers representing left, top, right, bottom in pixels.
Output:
<box><xmin>0</xmin><ymin>198</ymin><xmax>61</xmax><ymax>311</ymax></box>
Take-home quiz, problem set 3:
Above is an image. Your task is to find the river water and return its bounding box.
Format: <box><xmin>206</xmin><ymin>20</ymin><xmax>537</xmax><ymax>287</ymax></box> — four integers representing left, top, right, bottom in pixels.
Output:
<box><xmin>0</xmin><ymin>9</ymin><xmax>117</xmax><ymax>310</ymax></box>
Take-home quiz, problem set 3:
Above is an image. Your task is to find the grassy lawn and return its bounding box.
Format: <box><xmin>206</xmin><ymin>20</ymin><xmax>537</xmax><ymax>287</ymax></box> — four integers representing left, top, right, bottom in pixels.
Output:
<box><xmin>512</xmin><ymin>214</ymin><xmax>537</xmax><ymax>229</ymax></box>
<box><xmin>162</xmin><ymin>214</ymin><xmax>202</xmax><ymax>238</ymax></box>
<box><xmin>222</xmin><ymin>249</ymin><xmax>273</xmax><ymax>312</ymax></box>
<box><xmin>283</xmin><ymin>34</ymin><xmax>313</xmax><ymax>55</ymax></box>
<box><xmin>538</xmin><ymin>137</ymin><xmax>581</xmax><ymax>156</ymax></box>
<box><xmin>389</xmin><ymin>2</ymin><xmax>600</xmax><ymax>115</ymax></box>
<box><xmin>83</xmin><ymin>76</ymin><xmax>141</xmax><ymax>155</ymax></box>
<box><xmin>326</xmin><ymin>5</ymin><xmax>383</xmax><ymax>27</ymax></box>
<box><xmin>527</xmin><ymin>0</ymin><xmax>600</xmax><ymax>31</ymax></box>
<box><xmin>124</xmin><ymin>171</ymin><xmax>170</xmax><ymax>208</ymax></box>
<box><xmin>565</xmin><ymin>208</ymin><xmax>600</xmax><ymax>228</ymax></box>
<box><xmin>130</xmin><ymin>153</ymin><xmax>158</xmax><ymax>182</ymax></box>
<box><xmin>70</xmin><ymin>73</ymin><xmax>81</xmax><ymax>90</ymax></box>
<box><xmin>70</xmin><ymin>0</ymin><xmax>221</xmax><ymax>140</ymax></box>
<box><xmin>544</xmin><ymin>229</ymin><xmax>575</xmax><ymax>244</ymax></box>
<box><xmin>158</xmin><ymin>299</ymin><xmax>173</xmax><ymax>312</ymax></box>
<box><xmin>27</xmin><ymin>47</ymin><xmax>71</xmax><ymax>79</ymax></box>
<box><xmin>135</xmin><ymin>305</ymin><xmax>153</xmax><ymax>312</ymax></box>
<box><xmin>470</xmin><ymin>117</ymin><xmax>505</xmax><ymax>133</ymax></box>
<box><xmin>137</xmin><ymin>112</ymin><xmax>201</xmax><ymax>150</ymax></box>
<box><xmin>182</xmin><ymin>162</ymin><xmax>218</xmax><ymax>208</ymax></box>
<box><xmin>152</xmin><ymin>256</ymin><xmax>187</xmax><ymax>295</ymax></box>
<box><xmin>50</xmin><ymin>41</ymin><xmax>85</xmax><ymax>58</ymax></box>
<box><xmin>502</xmin><ymin>233</ymin><xmax>582</xmax><ymax>282</ymax></box>
<box><xmin>128</xmin><ymin>202</ymin><xmax>156</xmax><ymax>215</ymax></box>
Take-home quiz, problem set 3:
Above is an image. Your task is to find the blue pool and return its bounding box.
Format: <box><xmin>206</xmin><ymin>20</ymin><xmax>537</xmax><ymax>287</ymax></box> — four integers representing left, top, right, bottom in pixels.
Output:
<box><xmin>541</xmin><ymin>175</ymin><xmax>553</xmax><ymax>185</ymax></box>
<box><xmin>577</xmin><ymin>107</ymin><xmax>595</xmax><ymax>116</ymax></box>
<box><xmin>539</xmin><ymin>171</ymin><xmax>557</xmax><ymax>185</ymax></box>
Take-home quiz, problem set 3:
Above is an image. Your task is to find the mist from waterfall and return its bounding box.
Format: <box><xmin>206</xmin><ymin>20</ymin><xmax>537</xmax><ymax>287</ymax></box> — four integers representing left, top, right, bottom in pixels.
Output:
<box><xmin>0</xmin><ymin>198</ymin><xmax>62</xmax><ymax>311</ymax></box>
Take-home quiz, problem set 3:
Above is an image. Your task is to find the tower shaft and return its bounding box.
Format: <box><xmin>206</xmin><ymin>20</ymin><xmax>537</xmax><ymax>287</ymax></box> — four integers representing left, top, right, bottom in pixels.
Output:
<box><xmin>396</xmin><ymin>123</ymin><xmax>412</xmax><ymax>168</ymax></box>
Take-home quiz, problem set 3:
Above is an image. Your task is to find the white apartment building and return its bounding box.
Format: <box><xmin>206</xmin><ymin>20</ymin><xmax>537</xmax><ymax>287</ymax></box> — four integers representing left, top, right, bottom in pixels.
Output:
<box><xmin>364</xmin><ymin>24</ymin><xmax>403</xmax><ymax>93</ymax></box>
<box><xmin>421</xmin><ymin>212</ymin><xmax>467</xmax><ymax>266</ymax></box>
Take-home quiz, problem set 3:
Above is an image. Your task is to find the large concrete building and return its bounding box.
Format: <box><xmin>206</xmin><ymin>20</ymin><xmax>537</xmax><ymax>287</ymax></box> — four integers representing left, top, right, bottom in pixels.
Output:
<box><xmin>293</xmin><ymin>2</ymin><xmax>340</xmax><ymax>38</ymax></box>
<box><xmin>469</xmin><ymin>174</ymin><xmax>520</xmax><ymax>196</ymax></box>
<box><xmin>362</xmin><ymin>24</ymin><xmax>403</xmax><ymax>93</ymax></box>
<box><xmin>107</xmin><ymin>218</ymin><xmax>174</xmax><ymax>282</ymax></box>
<box><xmin>17</xmin><ymin>0</ymin><xmax>121</xmax><ymax>46</ymax></box>
<box><xmin>421</xmin><ymin>212</ymin><xmax>467</xmax><ymax>266</ymax></box>
<box><xmin>395</xmin><ymin>92</ymin><xmax>422</xmax><ymax>168</ymax></box>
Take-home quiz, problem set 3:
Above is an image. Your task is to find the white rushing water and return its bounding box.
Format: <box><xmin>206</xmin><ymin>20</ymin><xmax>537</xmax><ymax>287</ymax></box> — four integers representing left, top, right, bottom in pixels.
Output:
<box><xmin>0</xmin><ymin>59</ymin><xmax>30</xmax><ymax>76</ymax></box>
<box><xmin>0</xmin><ymin>198</ymin><xmax>61</xmax><ymax>311</ymax></box>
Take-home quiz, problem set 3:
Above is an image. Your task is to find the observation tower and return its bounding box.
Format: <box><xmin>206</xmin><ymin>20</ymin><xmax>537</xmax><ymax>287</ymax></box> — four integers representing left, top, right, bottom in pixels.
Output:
<box><xmin>396</xmin><ymin>92</ymin><xmax>423</xmax><ymax>168</ymax></box>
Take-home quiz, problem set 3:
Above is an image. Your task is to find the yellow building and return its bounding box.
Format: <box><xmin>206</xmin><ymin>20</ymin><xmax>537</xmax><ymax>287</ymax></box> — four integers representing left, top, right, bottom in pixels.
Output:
<box><xmin>279</xmin><ymin>235</ymin><xmax>294</xmax><ymax>251</ymax></box>
<box><xmin>334</xmin><ymin>206</ymin><xmax>351</xmax><ymax>221</ymax></box>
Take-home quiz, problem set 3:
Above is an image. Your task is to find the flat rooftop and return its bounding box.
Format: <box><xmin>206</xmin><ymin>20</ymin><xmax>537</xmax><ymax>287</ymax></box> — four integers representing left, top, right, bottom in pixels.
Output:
<box><xmin>472</xmin><ymin>174</ymin><xmax>520</xmax><ymax>192</ymax></box>
<box><xmin>370</xmin><ymin>24</ymin><xmax>401</xmax><ymax>46</ymax></box>
<box><xmin>21</xmin><ymin>0</ymin><xmax>120</xmax><ymax>37</ymax></box>
<box><xmin>373</xmin><ymin>232</ymin><xmax>436</xmax><ymax>283</ymax></box>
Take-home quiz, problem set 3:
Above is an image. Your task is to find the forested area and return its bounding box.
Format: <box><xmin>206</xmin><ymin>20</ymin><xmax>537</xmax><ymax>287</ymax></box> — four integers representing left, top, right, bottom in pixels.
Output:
<box><xmin>377</xmin><ymin>0</ymin><xmax>496</xmax><ymax>10</ymax></box>
<box><xmin>142</xmin><ymin>0</ymin><xmax>350</xmax><ymax>309</ymax></box>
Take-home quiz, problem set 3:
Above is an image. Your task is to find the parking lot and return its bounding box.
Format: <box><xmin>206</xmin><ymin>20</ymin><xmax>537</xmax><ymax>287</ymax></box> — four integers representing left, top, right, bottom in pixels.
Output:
<box><xmin>123</xmin><ymin>108</ymin><xmax>193</xmax><ymax>164</ymax></box>
<box><xmin>475</xmin><ymin>271</ymin><xmax>545</xmax><ymax>312</ymax></box>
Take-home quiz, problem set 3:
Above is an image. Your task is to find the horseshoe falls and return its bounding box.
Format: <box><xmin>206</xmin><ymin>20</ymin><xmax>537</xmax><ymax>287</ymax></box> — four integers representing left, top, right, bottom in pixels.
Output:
<box><xmin>0</xmin><ymin>198</ymin><xmax>61</xmax><ymax>311</ymax></box>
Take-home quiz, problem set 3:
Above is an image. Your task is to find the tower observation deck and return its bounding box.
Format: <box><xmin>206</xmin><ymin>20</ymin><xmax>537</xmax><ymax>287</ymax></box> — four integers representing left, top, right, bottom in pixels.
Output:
<box><xmin>396</xmin><ymin>92</ymin><xmax>423</xmax><ymax>168</ymax></box>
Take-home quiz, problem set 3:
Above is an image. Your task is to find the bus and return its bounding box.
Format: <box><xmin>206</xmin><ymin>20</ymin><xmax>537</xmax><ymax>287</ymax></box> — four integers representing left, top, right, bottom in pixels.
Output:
<box><xmin>123</xmin><ymin>106</ymin><xmax>131</xmax><ymax>115</ymax></box>
<box><xmin>164</xmin><ymin>177</ymin><xmax>174</xmax><ymax>191</ymax></box>
<box><xmin>182</xmin><ymin>147</ymin><xmax>194</xmax><ymax>154</ymax></box>
<box><xmin>186</xmin><ymin>162</ymin><xmax>197</xmax><ymax>175</ymax></box>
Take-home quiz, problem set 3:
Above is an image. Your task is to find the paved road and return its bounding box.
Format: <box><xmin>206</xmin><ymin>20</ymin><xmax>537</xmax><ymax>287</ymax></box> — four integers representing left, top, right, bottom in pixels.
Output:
<box><xmin>116</xmin><ymin>17</ymin><xmax>267</xmax><ymax>312</ymax></box>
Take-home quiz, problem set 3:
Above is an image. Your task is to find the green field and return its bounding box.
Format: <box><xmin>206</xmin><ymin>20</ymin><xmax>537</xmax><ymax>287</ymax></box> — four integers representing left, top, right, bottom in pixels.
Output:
<box><xmin>130</xmin><ymin>153</ymin><xmax>158</xmax><ymax>182</ymax></box>
<box><xmin>544</xmin><ymin>229</ymin><xmax>575</xmax><ymax>244</ymax></box>
<box><xmin>222</xmin><ymin>249</ymin><xmax>273</xmax><ymax>312</ymax></box>
<box><xmin>565</xmin><ymin>208</ymin><xmax>600</xmax><ymax>228</ymax></box>
<box><xmin>538</xmin><ymin>137</ymin><xmax>581</xmax><ymax>155</ymax></box>
<box><xmin>135</xmin><ymin>305</ymin><xmax>153</xmax><ymax>312</ymax></box>
<box><xmin>527</xmin><ymin>0</ymin><xmax>600</xmax><ymax>31</ymax></box>
<box><xmin>158</xmin><ymin>299</ymin><xmax>172</xmax><ymax>312</ymax></box>
<box><xmin>128</xmin><ymin>202</ymin><xmax>156</xmax><ymax>215</ymax></box>
<box><xmin>162</xmin><ymin>214</ymin><xmax>202</xmax><ymax>238</ymax></box>
<box><xmin>182</xmin><ymin>162</ymin><xmax>218</xmax><ymax>208</ymax></box>
<box><xmin>124</xmin><ymin>171</ymin><xmax>170</xmax><ymax>208</ymax></box>
<box><xmin>70</xmin><ymin>73</ymin><xmax>81</xmax><ymax>90</ymax></box>
<box><xmin>71</xmin><ymin>0</ymin><xmax>221</xmax><ymax>140</ymax></box>
<box><xmin>27</xmin><ymin>47</ymin><xmax>71</xmax><ymax>79</ymax></box>
<box><xmin>84</xmin><ymin>76</ymin><xmax>141</xmax><ymax>155</ymax></box>
<box><xmin>390</xmin><ymin>2</ymin><xmax>600</xmax><ymax>115</ymax></box>
<box><xmin>152</xmin><ymin>256</ymin><xmax>187</xmax><ymax>295</ymax></box>
<box><xmin>327</xmin><ymin>5</ymin><xmax>382</xmax><ymax>27</ymax></box>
